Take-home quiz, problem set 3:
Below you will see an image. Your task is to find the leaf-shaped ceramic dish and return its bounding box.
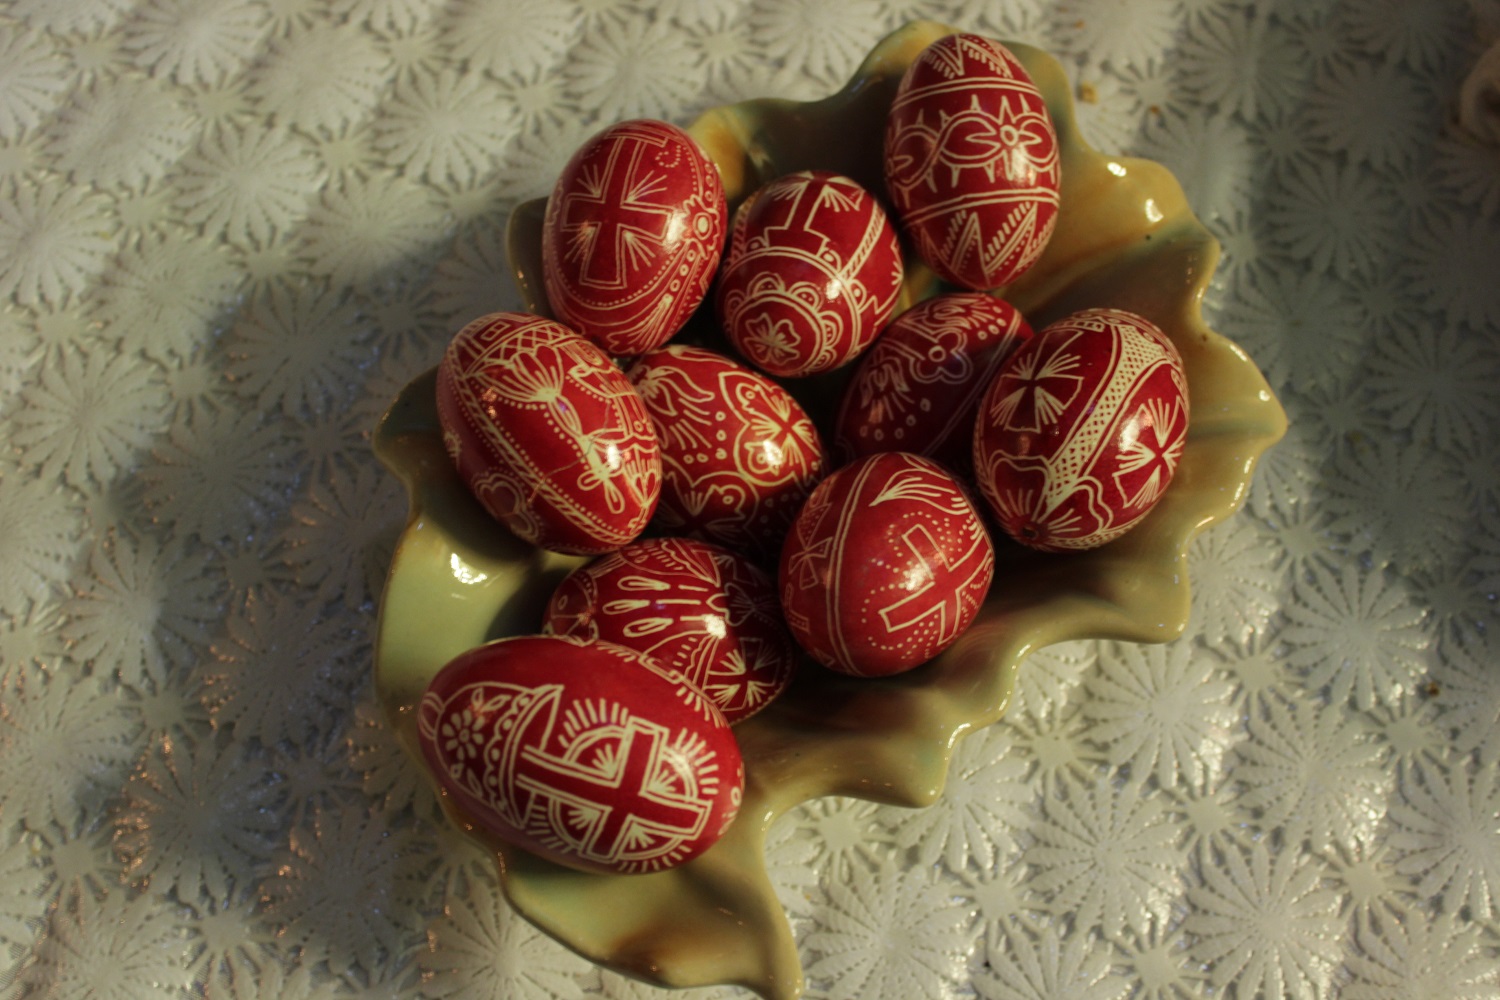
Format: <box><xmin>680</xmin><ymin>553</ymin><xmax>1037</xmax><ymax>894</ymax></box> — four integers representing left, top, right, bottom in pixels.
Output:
<box><xmin>373</xmin><ymin>20</ymin><xmax>1287</xmax><ymax>1000</ymax></box>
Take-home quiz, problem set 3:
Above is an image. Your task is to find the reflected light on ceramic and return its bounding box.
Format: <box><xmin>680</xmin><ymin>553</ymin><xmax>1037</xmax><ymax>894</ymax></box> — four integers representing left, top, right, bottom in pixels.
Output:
<box><xmin>449</xmin><ymin>552</ymin><xmax>489</xmax><ymax>585</ymax></box>
<box><xmin>1107</xmin><ymin>160</ymin><xmax>1128</xmax><ymax>177</ymax></box>
<box><xmin>1145</xmin><ymin>198</ymin><xmax>1164</xmax><ymax>223</ymax></box>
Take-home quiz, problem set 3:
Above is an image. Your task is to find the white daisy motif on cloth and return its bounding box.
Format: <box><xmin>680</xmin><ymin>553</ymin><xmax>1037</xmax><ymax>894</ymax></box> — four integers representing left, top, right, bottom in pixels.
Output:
<box><xmin>250</xmin><ymin>22</ymin><xmax>392</xmax><ymax>133</ymax></box>
<box><xmin>1366</xmin><ymin>320</ymin><xmax>1500</xmax><ymax>454</ymax></box>
<box><xmin>9</xmin><ymin>0</ymin><xmax>132</xmax><ymax>37</ymax></box>
<box><xmin>122</xmin><ymin>0</ymin><xmax>270</xmax><ymax>85</ymax></box>
<box><xmin>0</xmin><ymin>665</ymin><xmax>136</xmax><ymax>839</ymax></box>
<box><xmin>1344</xmin><ymin>906</ymin><xmax>1500</xmax><ymax>999</ymax></box>
<box><xmin>1218</xmin><ymin>255</ymin><xmax>1365</xmax><ymax>393</ymax></box>
<box><xmin>420</xmin><ymin>877</ymin><xmax>594</xmax><ymax>1000</ymax></box>
<box><xmin>1081</xmin><ymin>640</ymin><xmax>1237</xmax><ymax>790</ymax></box>
<box><xmin>975</xmin><ymin>919</ymin><xmax>1129</xmax><ymax>1000</ymax></box>
<box><xmin>1007</xmin><ymin>702</ymin><xmax>1110</xmax><ymax>795</ymax></box>
<box><xmin>299</xmin><ymin>169</ymin><xmax>448</xmax><ymax>288</ymax></box>
<box><xmin>174</xmin><ymin>122</ymin><xmax>322</xmax><ymax>247</ymax></box>
<box><xmin>802</xmin><ymin>853</ymin><xmax>975</xmax><ymax>1000</ymax></box>
<box><xmin>225</xmin><ymin>282</ymin><xmax>368</xmax><ymax>415</ymax></box>
<box><xmin>1113</xmin><ymin>920</ymin><xmax>1208</xmax><ymax>1000</ymax></box>
<box><xmin>17</xmin><ymin>887</ymin><xmax>196</xmax><ymax>999</ymax></box>
<box><xmin>283</xmin><ymin>465</ymin><xmax>404</xmax><ymax>610</ymax></box>
<box><xmin>48</xmin><ymin>73</ymin><xmax>197</xmax><ymax>190</ymax></box>
<box><xmin>1136</xmin><ymin>108</ymin><xmax>1255</xmax><ymax>223</ymax></box>
<box><xmin>1282</xmin><ymin>556</ymin><xmax>1431</xmax><ymax>711</ymax></box>
<box><xmin>1265</xmin><ymin>159</ymin><xmax>1399</xmax><ymax>279</ymax></box>
<box><xmin>1303</xmin><ymin>56</ymin><xmax>1434</xmax><ymax>170</ymax></box>
<box><xmin>438</xmin><ymin>0</ymin><xmax>579</xmax><ymax>79</ymax></box>
<box><xmin>1187</xmin><ymin>515</ymin><xmax>1282</xmax><ymax>646</ymax></box>
<box><xmin>881</xmin><ymin>722</ymin><xmax>1032</xmax><ymax>872</ymax></box>
<box><xmin>1232</xmin><ymin>691</ymin><xmax>1390</xmax><ymax>851</ymax></box>
<box><xmin>1054</xmin><ymin>0</ymin><xmax>1177</xmax><ymax>73</ymax></box>
<box><xmin>114</xmin><ymin>731</ymin><xmax>280</xmax><ymax>902</ymax></box>
<box><xmin>94</xmin><ymin>229</ymin><xmax>243</xmax><ymax>362</ymax></box>
<box><xmin>259</xmin><ymin>806</ymin><xmax>435</xmax><ymax>974</ymax></box>
<box><xmin>60</xmin><ymin>531</ymin><xmax>222</xmax><ymax>689</ymax></box>
<box><xmin>1405</xmin><ymin>212</ymin><xmax>1500</xmax><ymax>329</ymax></box>
<box><xmin>1184</xmin><ymin>841</ymin><xmax>1342</xmax><ymax>999</ymax></box>
<box><xmin>1435</xmin><ymin>629</ymin><xmax>1500</xmax><ymax>767</ymax></box>
<box><xmin>1024</xmin><ymin>770</ymin><xmax>1180</xmax><ymax>939</ymax></box>
<box><xmin>749</xmin><ymin>0</ymin><xmax>885</xmax><ymax>91</ymax></box>
<box><xmin>1168</xmin><ymin>777</ymin><xmax>1255</xmax><ymax>866</ymax></box>
<box><xmin>1008</xmin><ymin>639</ymin><xmax>1096</xmax><ymax>724</ymax></box>
<box><xmin>0</xmin><ymin>180</ymin><xmax>118</xmax><ymax>307</ymax></box>
<box><xmin>1326</xmin><ymin>436</ymin><xmax>1466</xmax><ymax>574</ymax></box>
<box><xmin>781</xmin><ymin>796</ymin><xmax>888</xmax><ymax>883</ymax></box>
<box><xmin>347</xmin><ymin>698</ymin><xmax>439</xmax><ymax>819</ymax></box>
<box><xmin>1323</xmin><ymin>839</ymin><xmax>1415</xmax><ymax>928</ymax></box>
<box><xmin>1340</xmin><ymin>0</ymin><xmax>1466</xmax><ymax>74</ymax></box>
<box><xmin>374</xmin><ymin>67</ymin><xmax>516</xmax><ymax>187</ymax></box>
<box><xmin>0</xmin><ymin>830</ymin><xmax>47</xmax><ymax>978</ymax></box>
<box><xmin>0</xmin><ymin>28</ymin><xmax>69</xmax><ymax>141</ymax></box>
<box><xmin>568</xmin><ymin>16</ymin><xmax>705</xmax><ymax>122</ymax></box>
<box><xmin>1389</xmin><ymin>762</ymin><xmax>1500</xmax><ymax>920</ymax></box>
<box><xmin>1178</xmin><ymin>9</ymin><xmax>1307</xmax><ymax>120</ymax></box>
<box><xmin>204</xmin><ymin>590</ymin><xmax>366</xmax><ymax>748</ymax></box>
<box><xmin>0</xmin><ymin>467</ymin><xmax>88</xmax><ymax>612</ymax></box>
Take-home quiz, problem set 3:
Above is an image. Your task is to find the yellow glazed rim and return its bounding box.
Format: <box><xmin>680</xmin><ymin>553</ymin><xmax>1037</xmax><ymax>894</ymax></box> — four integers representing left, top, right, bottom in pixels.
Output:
<box><xmin>372</xmin><ymin>20</ymin><xmax>1288</xmax><ymax>1000</ymax></box>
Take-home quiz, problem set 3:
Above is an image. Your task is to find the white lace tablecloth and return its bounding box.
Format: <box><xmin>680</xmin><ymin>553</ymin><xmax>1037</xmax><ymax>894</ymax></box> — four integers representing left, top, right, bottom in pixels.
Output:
<box><xmin>3</xmin><ymin>1</ymin><xmax>1500</xmax><ymax>997</ymax></box>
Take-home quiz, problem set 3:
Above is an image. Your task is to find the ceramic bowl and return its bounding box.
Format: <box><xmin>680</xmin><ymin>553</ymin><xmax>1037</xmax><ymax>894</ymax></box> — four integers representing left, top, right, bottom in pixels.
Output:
<box><xmin>373</xmin><ymin>19</ymin><xmax>1287</xmax><ymax>999</ymax></box>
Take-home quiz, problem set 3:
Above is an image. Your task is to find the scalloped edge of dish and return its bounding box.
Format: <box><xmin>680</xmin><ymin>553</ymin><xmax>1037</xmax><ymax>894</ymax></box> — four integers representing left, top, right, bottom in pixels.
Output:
<box><xmin>374</xmin><ymin>19</ymin><xmax>1287</xmax><ymax>1000</ymax></box>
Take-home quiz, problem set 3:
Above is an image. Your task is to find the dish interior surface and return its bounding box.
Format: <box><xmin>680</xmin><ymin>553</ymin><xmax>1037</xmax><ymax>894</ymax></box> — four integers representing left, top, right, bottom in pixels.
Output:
<box><xmin>373</xmin><ymin>19</ymin><xmax>1287</xmax><ymax>999</ymax></box>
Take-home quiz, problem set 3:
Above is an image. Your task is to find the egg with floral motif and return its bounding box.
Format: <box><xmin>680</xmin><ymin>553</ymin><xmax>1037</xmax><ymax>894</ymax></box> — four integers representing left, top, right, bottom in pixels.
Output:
<box><xmin>884</xmin><ymin>33</ymin><xmax>1061</xmax><ymax>290</ymax></box>
<box><xmin>417</xmin><ymin>634</ymin><xmax>743</xmax><ymax>875</ymax></box>
<box><xmin>435</xmin><ymin>312</ymin><xmax>661</xmax><ymax>555</ymax></box>
<box><xmin>834</xmin><ymin>292</ymin><xmax>1033</xmax><ymax>475</ymax></box>
<box><xmin>544</xmin><ymin>537</ymin><xmax>797</xmax><ymax>723</ymax></box>
<box><xmin>626</xmin><ymin>344</ymin><xmax>826</xmax><ymax>560</ymax></box>
<box><xmin>715</xmin><ymin>170</ymin><xmax>903</xmax><ymax>378</ymax></box>
<box><xmin>972</xmin><ymin>307</ymin><xmax>1189</xmax><ymax>551</ymax></box>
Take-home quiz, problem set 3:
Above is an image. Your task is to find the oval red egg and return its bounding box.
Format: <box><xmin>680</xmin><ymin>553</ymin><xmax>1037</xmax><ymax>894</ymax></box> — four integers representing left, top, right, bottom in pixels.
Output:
<box><xmin>417</xmin><ymin>634</ymin><xmax>743</xmax><ymax>875</ymax></box>
<box><xmin>542</xmin><ymin>119</ymin><xmax>727</xmax><ymax>357</ymax></box>
<box><xmin>884</xmin><ymin>33</ymin><xmax>1061</xmax><ymax>291</ymax></box>
<box><xmin>834</xmin><ymin>292</ymin><xmax>1034</xmax><ymax>475</ymax></box>
<box><xmin>779</xmin><ymin>452</ymin><xmax>994</xmax><ymax>677</ymax></box>
<box><xmin>626</xmin><ymin>344</ymin><xmax>825</xmax><ymax>559</ymax></box>
<box><xmin>544</xmin><ymin>537</ymin><xmax>797</xmax><ymax>724</ymax></box>
<box><xmin>715</xmin><ymin>170</ymin><xmax>903</xmax><ymax>378</ymax></box>
<box><xmin>435</xmin><ymin>312</ymin><xmax>661</xmax><ymax>555</ymax></box>
<box><xmin>972</xmin><ymin>307</ymin><xmax>1189</xmax><ymax>551</ymax></box>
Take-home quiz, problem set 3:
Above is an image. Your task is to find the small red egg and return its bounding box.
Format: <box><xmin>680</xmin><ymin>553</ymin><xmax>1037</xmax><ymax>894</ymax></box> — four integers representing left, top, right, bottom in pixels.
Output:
<box><xmin>972</xmin><ymin>307</ymin><xmax>1189</xmax><ymax>551</ymax></box>
<box><xmin>542</xmin><ymin>119</ymin><xmax>727</xmax><ymax>357</ymax></box>
<box><xmin>626</xmin><ymin>344</ymin><xmax>826</xmax><ymax>559</ymax></box>
<box><xmin>833</xmin><ymin>292</ymin><xmax>1034</xmax><ymax>475</ymax></box>
<box><xmin>435</xmin><ymin>312</ymin><xmax>661</xmax><ymax>555</ymax></box>
<box><xmin>715</xmin><ymin>170</ymin><xmax>903</xmax><ymax>378</ymax></box>
<box><xmin>779</xmin><ymin>452</ymin><xmax>994</xmax><ymax>677</ymax></box>
<box><xmin>884</xmin><ymin>33</ymin><xmax>1061</xmax><ymax>290</ymax></box>
<box><xmin>544</xmin><ymin>537</ymin><xmax>797</xmax><ymax>724</ymax></box>
<box><xmin>417</xmin><ymin>634</ymin><xmax>743</xmax><ymax>875</ymax></box>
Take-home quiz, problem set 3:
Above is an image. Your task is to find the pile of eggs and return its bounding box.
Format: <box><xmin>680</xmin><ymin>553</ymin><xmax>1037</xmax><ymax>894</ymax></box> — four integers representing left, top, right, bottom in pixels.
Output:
<box><xmin>417</xmin><ymin>33</ymin><xmax>1189</xmax><ymax>876</ymax></box>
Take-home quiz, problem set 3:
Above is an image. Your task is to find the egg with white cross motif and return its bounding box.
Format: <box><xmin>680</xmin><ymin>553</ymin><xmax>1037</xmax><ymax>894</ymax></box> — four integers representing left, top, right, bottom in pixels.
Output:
<box><xmin>778</xmin><ymin>452</ymin><xmax>995</xmax><ymax>677</ymax></box>
<box><xmin>417</xmin><ymin>634</ymin><xmax>743</xmax><ymax>875</ymax></box>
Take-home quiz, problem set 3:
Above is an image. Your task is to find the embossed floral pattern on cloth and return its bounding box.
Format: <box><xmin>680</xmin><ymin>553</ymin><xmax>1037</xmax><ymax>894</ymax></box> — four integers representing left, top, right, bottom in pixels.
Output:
<box><xmin>1</xmin><ymin>1</ymin><xmax>1499</xmax><ymax>998</ymax></box>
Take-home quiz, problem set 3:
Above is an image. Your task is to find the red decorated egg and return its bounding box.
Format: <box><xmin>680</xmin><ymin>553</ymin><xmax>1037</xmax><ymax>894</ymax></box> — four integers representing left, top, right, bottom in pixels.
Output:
<box><xmin>542</xmin><ymin>119</ymin><xmax>727</xmax><ymax>357</ymax></box>
<box><xmin>834</xmin><ymin>292</ymin><xmax>1034</xmax><ymax>475</ymax></box>
<box><xmin>626</xmin><ymin>344</ymin><xmax>826</xmax><ymax>558</ymax></box>
<box><xmin>884</xmin><ymin>33</ymin><xmax>1061</xmax><ymax>291</ymax></box>
<box><xmin>972</xmin><ymin>307</ymin><xmax>1189</xmax><ymax>551</ymax></box>
<box><xmin>779</xmin><ymin>452</ymin><xmax>994</xmax><ymax>677</ymax></box>
<box><xmin>417</xmin><ymin>635</ymin><xmax>742</xmax><ymax>875</ymax></box>
<box><xmin>544</xmin><ymin>537</ymin><xmax>797</xmax><ymax>723</ymax></box>
<box><xmin>715</xmin><ymin>170</ymin><xmax>903</xmax><ymax>378</ymax></box>
<box><xmin>435</xmin><ymin>312</ymin><xmax>661</xmax><ymax>555</ymax></box>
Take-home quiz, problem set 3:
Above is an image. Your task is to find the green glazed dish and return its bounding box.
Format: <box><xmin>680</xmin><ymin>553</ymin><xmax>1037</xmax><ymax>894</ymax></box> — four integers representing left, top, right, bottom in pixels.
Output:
<box><xmin>373</xmin><ymin>19</ymin><xmax>1287</xmax><ymax>999</ymax></box>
